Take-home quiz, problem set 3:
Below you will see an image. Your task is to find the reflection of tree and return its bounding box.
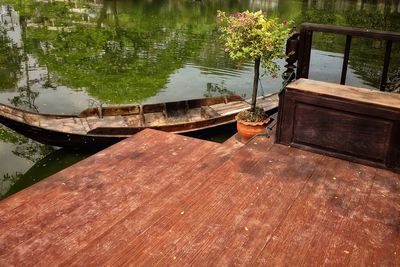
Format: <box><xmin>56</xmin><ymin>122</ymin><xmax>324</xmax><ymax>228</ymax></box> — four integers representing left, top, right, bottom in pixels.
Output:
<box><xmin>0</xmin><ymin>172</ymin><xmax>22</xmax><ymax>200</ymax></box>
<box><xmin>0</xmin><ymin>125</ymin><xmax>55</xmax><ymax>198</ymax></box>
<box><xmin>1</xmin><ymin>147</ymin><xmax>90</xmax><ymax>200</ymax></box>
<box><xmin>11</xmin><ymin>16</ymin><xmax>39</xmax><ymax>111</ymax></box>
<box><xmin>2</xmin><ymin>0</ymin><xmax>399</xmax><ymax>102</ymax></box>
<box><xmin>0</xmin><ymin>0</ymin><xmax>289</xmax><ymax>104</ymax></box>
<box><xmin>4</xmin><ymin>0</ymin><xmax>222</xmax><ymax>103</ymax></box>
<box><xmin>0</xmin><ymin>6</ymin><xmax>40</xmax><ymax>109</ymax></box>
<box><xmin>12</xmin><ymin>138</ymin><xmax>53</xmax><ymax>161</ymax></box>
<box><xmin>0</xmin><ymin>125</ymin><xmax>56</xmax><ymax>198</ymax></box>
<box><xmin>295</xmin><ymin>0</ymin><xmax>400</xmax><ymax>30</ymax></box>
<box><xmin>0</xmin><ymin>126</ymin><xmax>54</xmax><ymax>162</ymax></box>
<box><xmin>0</xmin><ymin>6</ymin><xmax>23</xmax><ymax>90</ymax></box>
<box><xmin>0</xmin><ymin>38</ymin><xmax>21</xmax><ymax>90</ymax></box>
<box><xmin>204</xmin><ymin>80</ymin><xmax>235</xmax><ymax>97</ymax></box>
<box><xmin>25</xmin><ymin>0</ymin><xmax>201</xmax><ymax>103</ymax></box>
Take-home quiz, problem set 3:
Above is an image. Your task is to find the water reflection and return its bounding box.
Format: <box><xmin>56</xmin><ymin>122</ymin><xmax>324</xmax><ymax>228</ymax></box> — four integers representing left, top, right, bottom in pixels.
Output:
<box><xmin>0</xmin><ymin>125</ymin><xmax>54</xmax><ymax>198</ymax></box>
<box><xmin>0</xmin><ymin>144</ymin><xmax>90</xmax><ymax>199</ymax></box>
<box><xmin>0</xmin><ymin>6</ymin><xmax>22</xmax><ymax>91</ymax></box>
<box><xmin>0</xmin><ymin>0</ymin><xmax>399</xmax><ymax>108</ymax></box>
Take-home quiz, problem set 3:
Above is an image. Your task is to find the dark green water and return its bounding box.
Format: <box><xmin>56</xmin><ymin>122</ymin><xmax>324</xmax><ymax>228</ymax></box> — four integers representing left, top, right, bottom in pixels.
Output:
<box><xmin>0</xmin><ymin>0</ymin><xmax>399</xmax><ymax>199</ymax></box>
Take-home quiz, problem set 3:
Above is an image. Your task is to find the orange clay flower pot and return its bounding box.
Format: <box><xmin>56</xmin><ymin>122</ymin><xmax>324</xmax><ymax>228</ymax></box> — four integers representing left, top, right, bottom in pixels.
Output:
<box><xmin>236</xmin><ymin>117</ymin><xmax>270</xmax><ymax>144</ymax></box>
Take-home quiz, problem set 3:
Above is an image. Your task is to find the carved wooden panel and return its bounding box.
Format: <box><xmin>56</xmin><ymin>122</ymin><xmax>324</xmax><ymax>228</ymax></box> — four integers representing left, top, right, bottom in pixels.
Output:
<box><xmin>277</xmin><ymin>79</ymin><xmax>400</xmax><ymax>171</ymax></box>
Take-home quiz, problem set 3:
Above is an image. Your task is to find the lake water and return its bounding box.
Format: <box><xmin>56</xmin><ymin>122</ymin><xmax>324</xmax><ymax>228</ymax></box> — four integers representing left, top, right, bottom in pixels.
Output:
<box><xmin>0</xmin><ymin>0</ymin><xmax>399</xmax><ymax>199</ymax></box>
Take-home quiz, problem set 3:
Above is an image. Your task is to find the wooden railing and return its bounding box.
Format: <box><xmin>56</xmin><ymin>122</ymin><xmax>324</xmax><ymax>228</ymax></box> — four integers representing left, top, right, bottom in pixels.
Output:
<box><xmin>284</xmin><ymin>23</ymin><xmax>400</xmax><ymax>91</ymax></box>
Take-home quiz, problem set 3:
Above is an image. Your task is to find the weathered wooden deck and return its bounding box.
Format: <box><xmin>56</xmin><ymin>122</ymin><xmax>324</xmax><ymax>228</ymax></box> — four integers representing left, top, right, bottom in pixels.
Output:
<box><xmin>0</xmin><ymin>129</ymin><xmax>399</xmax><ymax>266</ymax></box>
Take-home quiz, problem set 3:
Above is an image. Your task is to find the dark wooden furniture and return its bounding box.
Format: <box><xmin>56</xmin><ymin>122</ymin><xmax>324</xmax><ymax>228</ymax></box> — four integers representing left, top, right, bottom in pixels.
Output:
<box><xmin>277</xmin><ymin>78</ymin><xmax>400</xmax><ymax>171</ymax></box>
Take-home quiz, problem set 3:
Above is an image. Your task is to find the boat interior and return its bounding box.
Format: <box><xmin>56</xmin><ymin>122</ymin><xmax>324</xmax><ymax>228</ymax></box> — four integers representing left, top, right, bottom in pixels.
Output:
<box><xmin>0</xmin><ymin>94</ymin><xmax>278</xmax><ymax>135</ymax></box>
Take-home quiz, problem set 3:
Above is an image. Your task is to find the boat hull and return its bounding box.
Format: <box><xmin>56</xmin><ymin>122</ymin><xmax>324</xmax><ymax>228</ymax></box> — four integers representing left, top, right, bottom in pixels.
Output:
<box><xmin>0</xmin><ymin>112</ymin><xmax>239</xmax><ymax>149</ymax></box>
<box><xmin>0</xmin><ymin>116</ymin><xmax>125</xmax><ymax>149</ymax></box>
<box><xmin>0</xmin><ymin>94</ymin><xmax>279</xmax><ymax>149</ymax></box>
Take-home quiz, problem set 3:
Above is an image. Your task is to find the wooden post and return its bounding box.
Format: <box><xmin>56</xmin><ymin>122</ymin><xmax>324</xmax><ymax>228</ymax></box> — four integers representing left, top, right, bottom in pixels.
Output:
<box><xmin>380</xmin><ymin>40</ymin><xmax>393</xmax><ymax>91</ymax></box>
<box><xmin>296</xmin><ymin>26</ymin><xmax>313</xmax><ymax>79</ymax></box>
<box><xmin>251</xmin><ymin>57</ymin><xmax>261</xmax><ymax>112</ymax></box>
<box><xmin>340</xmin><ymin>35</ymin><xmax>352</xmax><ymax>85</ymax></box>
<box><xmin>283</xmin><ymin>26</ymin><xmax>299</xmax><ymax>81</ymax></box>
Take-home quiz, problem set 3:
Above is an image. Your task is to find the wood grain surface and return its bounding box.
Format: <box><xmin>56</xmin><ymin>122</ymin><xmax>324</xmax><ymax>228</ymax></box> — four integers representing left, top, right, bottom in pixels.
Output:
<box><xmin>0</xmin><ymin>129</ymin><xmax>399</xmax><ymax>266</ymax></box>
<box><xmin>278</xmin><ymin>79</ymin><xmax>400</xmax><ymax>171</ymax></box>
<box><xmin>289</xmin><ymin>79</ymin><xmax>400</xmax><ymax>109</ymax></box>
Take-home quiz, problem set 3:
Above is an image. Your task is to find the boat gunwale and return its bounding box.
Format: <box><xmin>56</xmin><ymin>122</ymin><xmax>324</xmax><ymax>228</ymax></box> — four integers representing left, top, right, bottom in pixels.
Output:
<box><xmin>78</xmin><ymin>94</ymin><xmax>245</xmax><ymax>117</ymax></box>
<box><xmin>0</xmin><ymin>94</ymin><xmax>277</xmax><ymax>147</ymax></box>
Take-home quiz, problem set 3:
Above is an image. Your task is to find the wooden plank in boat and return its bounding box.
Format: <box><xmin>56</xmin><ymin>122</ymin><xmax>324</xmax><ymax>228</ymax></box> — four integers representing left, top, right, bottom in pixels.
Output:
<box><xmin>201</xmin><ymin>106</ymin><xmax>220</xmax><ymax>118</ymax></box>
<box><xmin>123</xmin><ymin>114</ymin><xmax>145</xmax><ymax>127</ymax></box>
<box><xmin>166</xmin><ymin>101</ymin><xmax>188</xmax><ymax>116</ymax></box>
<box><xmin>23</xmin><ymin>113</ymin><xmax>40</xmax><ymax>125</ymax></box>
<box><xmin>186</xmin><ymin>107</ymin><xmax>202</xmax><ymax>122</ymax></box>
<box><xmin>86</xmin><ymin>116</ymin><xmax>128</xmax><ymax>129</ymax></box>
<box><xmin>142</xmin><ymin>103</ymin><xmax>165</xmax><ymax>113</ymax></box>
<box><xmin>218</xmin><ymin>105</ymin><xmax>249</xmax><ymax>116</ymax></box>
<box><xmin>166</xmin><ymin>114</ymin><xmax>189</xmax><ymax>124</ymax></box>
<box><xmin>144</xmin><ymin>112</ymin><xmax>167</xmax><ymax>127</ymax></box>
<box><xmin>79</xmin><ymin>118</ymin><xmax>91</xmax><ymax>132</ymax></box>
<box><xmin>163</xmin><ymin>109</ymin><xmax>189</xmax><ymax>124</ymax></box>
<box><xmin>40</xmin><ymin>118</ymin><xmax>87</xmax><ymax>134</ymax></box>
<box><xmin>210</xmin><ymin>94</ymin><xmax>279</xmax><ymax>116</ymax></box>
<box><xmin>102</xmin><ymin>106</ymin><xmax>140</xmax><ymax>116</ymax></box>
<box><xmin>11</xmin><ymin>110</ymin><xmax>24</xmax><ymax>118</ymax></box>
<box><xmin>0</xmin><ymin>105</ymin><xmax>24</xmax><ymax>122</ymax></box>
<box><xmin>210</xmin><ymin>101</ymin><xmax>248</xmax><ymax>113</ymax></box>
<box><xmin>166</xmin><ymin>110</ymin><xmax>190</xmax><ymax>125</ymax></box>
<box><xmin>257</xmin><ymin>94</ymin><xmax>279</xmax><ymax>110</ymax></box>
<box><xmin>68</xmin><ymin>129</ymin><xmax>87</xmax><ymax>135</ymax></box>
<box><xmin>211</xmin><ymin>100</ymin><xmax>251</xmax><ymax>116</ymax></box>
<box><xmin>60</xmin><ymin>126</ymin><xmax>86</xmax><ymax>134</ymax></box>
<box><xmin>60</xmin><ymin>118</ymin><xmax>78</xmax><ymax>126</ymax></box>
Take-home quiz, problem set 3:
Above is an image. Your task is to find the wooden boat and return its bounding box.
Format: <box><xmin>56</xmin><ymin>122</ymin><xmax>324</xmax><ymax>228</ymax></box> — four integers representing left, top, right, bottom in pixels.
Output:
<box><xmin>0</xmin><ymin>94</ymin><xmax>278</xmax><ymax>148</ymax></box>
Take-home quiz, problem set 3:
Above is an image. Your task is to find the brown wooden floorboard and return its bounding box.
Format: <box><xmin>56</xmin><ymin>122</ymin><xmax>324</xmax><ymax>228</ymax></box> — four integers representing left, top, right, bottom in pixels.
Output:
<box><xmin>0</xmin><ymin>131</ymin><xmax>185</xmax><ymax>230</ymax></box>
<box><xmin>173</xmin><ymin>144</ymin><xmax>325</xmax><ymax>266</ymax></box>
<box><xmin>0</xmin><ymin>130</ymin><xmax>226</xmax><ymax>265</ymax></box>
<box><xmin>221</xmin><ymin>133</ymin><xmax>244</xmax><ymax>151</ymax></box>
<box><xmin>59</xmin><ymin>147</ymin><xmax>235</xmax><ymax>266</ymax></box>
<box><xmin>0</xmin><ymin>129</ymin><xmax>398</xmax><ymax>266</ymax></box>
<box><xmin>255</xmin><ymin>157</ymin><xmax>374</xmax><ymax>265</ymax></box>
<box><xmin>112</xmin><ymin>144</ymin><xmax>282</xmax><ymax>265</ymax></box>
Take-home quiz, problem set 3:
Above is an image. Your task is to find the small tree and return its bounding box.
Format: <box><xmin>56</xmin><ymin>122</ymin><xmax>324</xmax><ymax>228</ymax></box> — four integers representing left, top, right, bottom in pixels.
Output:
<box><xmin>217</xmin><ymin>10</ymin><xmax>291</xmax><ymax>113</ymax></box>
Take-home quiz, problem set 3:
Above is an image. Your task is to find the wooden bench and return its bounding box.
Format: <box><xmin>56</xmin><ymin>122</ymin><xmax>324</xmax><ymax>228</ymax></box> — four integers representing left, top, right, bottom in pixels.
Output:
<box><xmin>277</xmin><ymin>78</ymin><xmax>400</xmax><ymax>171</ymax></box>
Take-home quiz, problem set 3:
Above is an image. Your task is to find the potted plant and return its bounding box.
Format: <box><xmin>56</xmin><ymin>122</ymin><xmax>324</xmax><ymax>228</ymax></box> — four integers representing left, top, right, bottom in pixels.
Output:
<box><xmin>217</xmin><ymin>10</ymin><xmax>291</xmax><ymax>143</ymax></box>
